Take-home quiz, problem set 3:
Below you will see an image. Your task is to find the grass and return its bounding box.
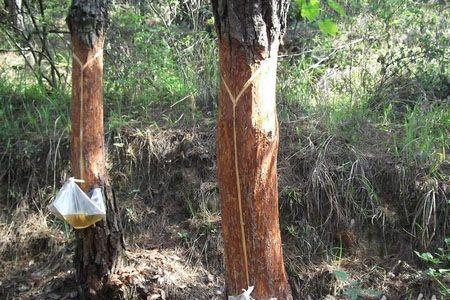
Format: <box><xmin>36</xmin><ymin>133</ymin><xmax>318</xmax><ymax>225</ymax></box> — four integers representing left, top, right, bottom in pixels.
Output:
<box><xmin>105</xmin><ymin>4</ymin><xmax>218</xmax><ymax>128</ymax></box>
<box><xmin>0</xmin><ymin>79</ymin><xmax>70</xmax><ymax>144</ymax></box>
<box><xmin>2</xmin><ymin>2</ymin><xmax>447</xmax><ymax>169</ymax></box>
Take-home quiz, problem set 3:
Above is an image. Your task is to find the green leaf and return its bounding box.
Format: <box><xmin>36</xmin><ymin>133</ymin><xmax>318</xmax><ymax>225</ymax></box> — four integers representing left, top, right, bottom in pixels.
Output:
<box><xmin>365</xmin><ymin>289</ymin><xmax>382</xmax><ymax>297</ymax></box>
<box><xmin>343</xmin><ymin>287</ymin><xmax>364</xmax><ymax>300</ymax></box>
<box><xmin>296</xmin><ymin>0</ymin><xmax>305</xmax><ymax>8</ymax></box>
<box><xmin>414</xmin><ymin>251</ymin><xmax>434</xmax><ymax>262</ymax></box>
<box><xmin>301</xmin><ymin>0</ymin><xmax>321</xmax><ymax>21</ymax></box>
<box><xmin>327</xmin><ymin>0</ymin><xmax>345</xmax><ymax>17</ymax></box>
<box><xmin>427</xmin><ymin>268</ymin><xmax>438</xmax><ymax>276</ymax></box>
<box><xmin>206</xmin><ymin>17</ymin><xmax>215</xmax><ymax>26</ymax></box>
<box><xmin>334</xmin><ymin>269</ymin><xmax>349</xmax><ymax>282</ymax></box>
<box><xmin>318</xmin><ymin>19</ymin><xmax>339</xmax><ymax>36</ymax></box>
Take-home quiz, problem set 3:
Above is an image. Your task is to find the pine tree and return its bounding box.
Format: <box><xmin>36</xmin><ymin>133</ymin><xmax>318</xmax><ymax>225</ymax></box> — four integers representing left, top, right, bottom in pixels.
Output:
<box><xmin>211</xmin><ymin>0</ymin><xmax>293</xmax><ymax>298</ymax></box>
<box><xmin>67</xmin><ymin>1</ymin><xmax>124</xmax><ymax>297</ymax></box>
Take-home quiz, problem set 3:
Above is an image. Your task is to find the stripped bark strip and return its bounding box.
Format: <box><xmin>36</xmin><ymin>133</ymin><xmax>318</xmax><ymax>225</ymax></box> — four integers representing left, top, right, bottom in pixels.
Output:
<box><xmin>221</xmin><ymin>59</ymin><xmax>274</xmax><ymax>288</ymax></box>
<box><xmin>72</xmin><ymin>50</ymin><xmax>103</xmax><ymax>183</ymax></box>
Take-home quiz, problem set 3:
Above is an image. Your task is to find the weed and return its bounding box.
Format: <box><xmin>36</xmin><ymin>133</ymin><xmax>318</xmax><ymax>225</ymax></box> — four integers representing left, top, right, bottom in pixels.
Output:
<box><xmin>415</xmin><ymin>237</ymin><xmax>450</xmax><ymax>296</ymax></box>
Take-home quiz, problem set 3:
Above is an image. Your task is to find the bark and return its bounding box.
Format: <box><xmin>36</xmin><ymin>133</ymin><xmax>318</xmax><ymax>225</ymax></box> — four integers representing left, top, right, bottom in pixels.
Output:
<box><xmin>67</xmin><ymin>1</ymin><xmax>124</xmax><ymax>298</ymax></box>
<box><xmin>6</xmin><ymin>0</ymin><xmax>24</xmax><ymax>31</ymax></box>
<box><xmin>212</xmin><ymin>1</ymin><xmax>292</xmax><ymax>299</ymax></box>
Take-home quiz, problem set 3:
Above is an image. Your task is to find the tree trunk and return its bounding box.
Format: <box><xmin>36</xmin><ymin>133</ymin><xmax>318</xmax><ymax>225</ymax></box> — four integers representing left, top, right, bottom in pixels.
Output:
<box><xmin>6</xmin><ymin>0</ymin><xmax>24</xmax><ymax>31</ymax></box>
<box><xmin>67</xmin><ymin>1</ymin><xmax>124</xmax><ymax>298</ymax></box>
<box><xmin>211</xmin><ymin>1</ymin><xmax>292</xmax><ymax>299</ymax></box>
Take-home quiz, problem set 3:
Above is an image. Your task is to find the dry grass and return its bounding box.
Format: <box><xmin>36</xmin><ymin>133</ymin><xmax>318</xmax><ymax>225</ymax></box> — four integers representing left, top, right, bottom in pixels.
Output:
<box><xmin>0</xmin><ymin>122</ymin><xmax>447</xmax><ymax>299</ymax></box>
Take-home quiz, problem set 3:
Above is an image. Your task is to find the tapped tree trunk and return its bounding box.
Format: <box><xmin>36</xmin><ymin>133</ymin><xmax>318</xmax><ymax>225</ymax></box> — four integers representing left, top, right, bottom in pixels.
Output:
<box><xmin>67</xmin><ymin>1</ymin><xmax>124</xmax><ymax>298</ymax></box>
<box><xmin>211</xmin><ymin>1</ymin><xmax>292</xmax><ymax>299</ymax></box>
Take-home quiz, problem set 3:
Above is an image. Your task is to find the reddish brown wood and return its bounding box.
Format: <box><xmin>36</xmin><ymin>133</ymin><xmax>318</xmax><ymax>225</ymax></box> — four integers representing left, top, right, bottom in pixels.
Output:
<box><xmin>217</xmin><ymin>36</ymin><xmax>292</xmax><ymax>299</ymax></box>
<box><xmin>70</xmin><ymin>37</ymin><xmax>106</xmax><ymax>190</ymax></box>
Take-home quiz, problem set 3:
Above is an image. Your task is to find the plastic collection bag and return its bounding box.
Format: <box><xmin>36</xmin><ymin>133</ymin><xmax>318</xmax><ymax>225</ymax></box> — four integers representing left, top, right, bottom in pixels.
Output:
<box><xmin>228</xmin><ymin>286</ymin><xmax>277</xmax><ymax>300</ymax></box>
<box><xmin>228</xmin><ymin>286</ymin><xmax>255</xmax><ymax>300</ymax></box>
<box><xmin>48</xmin><ymin>177</ymin><xmax>106</xmax><ymax>229</ymax></box>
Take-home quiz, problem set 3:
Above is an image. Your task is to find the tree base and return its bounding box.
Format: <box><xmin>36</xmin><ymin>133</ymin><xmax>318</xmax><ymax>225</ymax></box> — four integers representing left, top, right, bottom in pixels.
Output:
<box><xmin>75</xmin><ymin>184</ymin><xmax>125</xmax><ymax>300</ymax></box>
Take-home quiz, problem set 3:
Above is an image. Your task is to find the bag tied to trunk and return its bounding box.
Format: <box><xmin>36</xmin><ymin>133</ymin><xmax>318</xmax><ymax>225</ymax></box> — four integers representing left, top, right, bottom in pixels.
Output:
<box><xmin>48</xmin><ymin>177</ymin><xmax>106</xmax><ymax>229</ymax></box>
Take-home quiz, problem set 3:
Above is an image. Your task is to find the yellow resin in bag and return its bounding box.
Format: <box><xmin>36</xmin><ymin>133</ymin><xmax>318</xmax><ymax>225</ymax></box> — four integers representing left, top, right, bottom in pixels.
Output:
<box><xmin>64</xmin><ymin>214</ymin><xmax>103</xmax><ymax>229</ymax></box>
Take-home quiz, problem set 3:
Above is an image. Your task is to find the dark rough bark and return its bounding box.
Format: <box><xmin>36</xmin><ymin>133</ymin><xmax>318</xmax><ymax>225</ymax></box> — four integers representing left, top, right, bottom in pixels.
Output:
<box><xmin>68</xmin><ymin>1</ymin><xmax>124</xmax><ymax>298</ymax></box>
<box><xmin>6</xmin><ymin>0</ymin><xmax>24</xmax><ymax>31</ymax></box>
<box><xmin>74</xmin><ymin>184</ymin><xmax>124</xmax><ymax>299</ymax></box>
<box><xmin>67</xmin><ymin>0</ymin><xmax>109</xmax><ymax>49</ymax></box>
<box><xmin>211</xmin><ymin>0</ymin><xmax>289</xmax><ymax>61</ymax></box>
<box><xmin>212</xmin><ymin>0</ymin><xmax>292</xmax><ymax>299</ymax></box>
